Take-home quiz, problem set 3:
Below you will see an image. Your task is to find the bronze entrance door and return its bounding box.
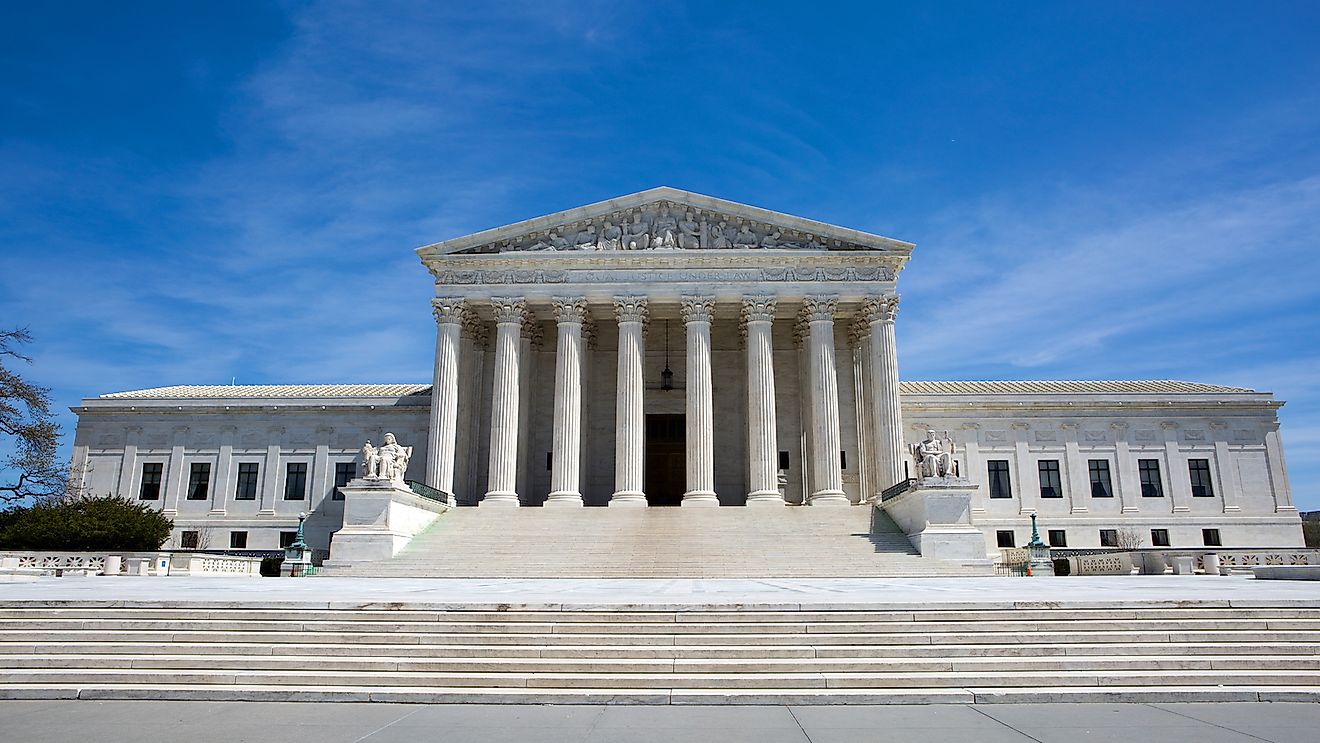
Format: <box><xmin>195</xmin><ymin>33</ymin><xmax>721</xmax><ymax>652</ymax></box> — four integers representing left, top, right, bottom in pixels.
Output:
<box><xmin>644</xmin><ymin>414</ymin><xmax>685</xmax><ymax>506</ymax></box>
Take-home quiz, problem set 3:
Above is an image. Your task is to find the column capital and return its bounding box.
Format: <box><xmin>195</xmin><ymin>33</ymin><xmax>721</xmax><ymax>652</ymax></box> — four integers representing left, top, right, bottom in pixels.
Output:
<box><xmin>552</xmin><ymin>296</ymin><xmax>589</xmax><ymax>324</ymax></box>
<box><xmin>613</xmin><ymin>295</ymin><xmax>649</xmax><ymax>324</ymax></box>
<box><xmin>520</xmin><ymin>317</ymin><xmax>545</xmax><ymax>348</ymax></box>
<box><xmin>800</xmin><ymin>294</ymin><xmax>838</xmax><ymax>322</ymax></box>
<box><xmin>740</xmin><ymin>294</ymin><xmax>777</xmax><ymax>323</ymax></box>
<box><xmin>858</xmin><ymin>294</ymin><xmax>899</xmax><ymax>324</ymax></box>
<box><xmin>847</xmin><ymin>318</ymin><xmax>871</xmax><ymax>347</ymax></box>
<box><xmin>432</xmin><ymin>297</ymin><xmax>467</xmax><ymax>324</ymax></box>
<box><xmin>680</xmin><ymin>295</ymin><xmax>715</xmax><ymax>324</ymax></box>
<box><xmin>490</xmin><ymin>297</ymin><xmax>527</xmax><ymax>324</ymax></box>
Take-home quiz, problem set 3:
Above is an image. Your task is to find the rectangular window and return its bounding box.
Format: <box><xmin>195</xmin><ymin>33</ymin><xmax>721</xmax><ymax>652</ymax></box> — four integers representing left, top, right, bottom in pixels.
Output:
<box><xmin>1138</xmin><ymin>459</ymin><xmax>1164</xmax><ymax>497</ymax></box>
<box><xmin>778</xmin><ymin>451</ymin><xmax>790</xmax><ymax>471</ymax></box>
<box><xmin>1151</xmin><ymin>528</ymin><xmax>1170</xmax><ymax>547</ymax></box>
<box><xmin>996</xmin><ymin>530</ymin><xmax>1016</xmax><ymax>548</ymax></box>
<box><xmin>235</xmin><ymin>463</ymin><xmax>259</xmax><ymax>501</ymax></box>
<box><xmin>138</xmin><ymin>463</ymin><xmax>163</xmax><ymax>500</ymax></box>
<box><xmin>280</xmin><ymin>531</ymin><xmax>298</xmax><ymax>548</ymax></box>
<box><xmin>840</xmin><ymin>450</ymin><xmax>847</xmax><ymax>470</ymax></box>
<box><xmin>1038</xmin><ymin>460</ymin><xmax>1062</xmax><ymax>499</ymax></box>
<box><xmin>333</xmin><ymin>462</ymin><xmax>355</xmax><ymax>501</ymax></box>
<box><xmin>1099</xmin><ymin>529</ymin><xmax>1118</xmax><ymax>547</ymax></box>
<box><xmin>546</xmin><ymin>451</ymin><xmax>553</xmax><ymax>471</ymax></box>
<box><xmin>1047</xmin><ymin>529</ymin><xmax>1067</xmax><ymax>548</ymax></box>
<box><xmin>284</xmin><ymin>462</ymin><xmax>307</xmax><ymax>501</ymax></box>
<box><xmin>1088</xmin><ymin>460</ymin><xmax>1114</xmax><ymax>498</ymax></box>
<box><xmin>1189</xmin><ymin>459</ymin><xmax>1215</xmax><ymax>497</ymax></box>
<box><xmin>186</xmin><ymin>462</ymin><xmax>211</xmax><ymax>500</ymax></box>
<box><xmin>988</xmin><ymin>460</ymin><xmax>1012</xmax><ymax>499</ymax></box>
<box><xmin>229</xmin><ymin>531</ymin><xmax>248</xmax><ymax>549</ymax></box>
<box><xmin>180</xmin><ymin>531</ymin><xmax>199</xmax><ymax>549</ymax></box>
<box><xmin>1203</xmin><ymin>528</ymin><xmax>1222</xmax><ymax>547</ymax></box>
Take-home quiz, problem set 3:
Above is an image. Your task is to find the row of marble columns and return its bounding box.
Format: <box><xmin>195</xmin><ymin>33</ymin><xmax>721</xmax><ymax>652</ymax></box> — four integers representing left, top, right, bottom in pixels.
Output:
<box><xmin>424</xmin><ymin>293</ymin><xmax>906</xmax><ymax>507</ymax></box>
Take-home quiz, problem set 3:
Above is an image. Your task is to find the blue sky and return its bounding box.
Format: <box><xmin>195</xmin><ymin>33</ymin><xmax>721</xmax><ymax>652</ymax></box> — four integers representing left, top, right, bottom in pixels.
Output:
<box><xmin>2</xmin><ymin>2</ymin><xmax>1318</xmax><ymax>508</ymax></box>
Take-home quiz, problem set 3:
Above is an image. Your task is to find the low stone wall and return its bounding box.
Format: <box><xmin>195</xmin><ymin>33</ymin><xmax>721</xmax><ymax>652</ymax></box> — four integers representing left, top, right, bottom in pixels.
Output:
<box><xmin>0</xmin><ymin>551</ymin><xmax>264</xmax><ymax>577</ymax></box>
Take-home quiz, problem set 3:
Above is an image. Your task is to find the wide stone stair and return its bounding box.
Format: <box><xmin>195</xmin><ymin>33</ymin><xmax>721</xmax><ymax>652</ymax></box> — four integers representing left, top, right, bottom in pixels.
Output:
<box><xmin>1</xmin><ymin>603</ymin><xmax>1319</xmax><ymax>703</ymax></box>
<box><xmin>324</xmin><ymin>505</ymin><xmax>987</xmax><ymax>578</ymax></box>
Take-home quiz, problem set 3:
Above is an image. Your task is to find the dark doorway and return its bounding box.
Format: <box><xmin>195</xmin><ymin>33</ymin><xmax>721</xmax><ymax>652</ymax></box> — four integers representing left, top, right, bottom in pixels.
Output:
<box><xmin>645</xmin><ymin>414</ymin><xmax>685</xmax><ymax>506</ymax></box>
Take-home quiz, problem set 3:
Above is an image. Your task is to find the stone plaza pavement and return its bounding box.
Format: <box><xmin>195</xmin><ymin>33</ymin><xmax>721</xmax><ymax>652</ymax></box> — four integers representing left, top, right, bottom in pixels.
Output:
<box><xmin>0</xmin><ymin>699</ymin><xmax>1317</xmax><ymax>742</ymax></box>
<box><xmin>3</xmin><ymin>574</ymin><xmax>1320</xmax><ymax>609</ymax></box>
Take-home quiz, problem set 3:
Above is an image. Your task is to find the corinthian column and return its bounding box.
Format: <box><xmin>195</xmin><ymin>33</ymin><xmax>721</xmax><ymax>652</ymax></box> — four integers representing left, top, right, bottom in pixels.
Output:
<box><xmin>611</xmin><ymin>296</ymin><xmax>648</xmax><ymax>506</ymax></box>
<box><xmin>802</xmin><ymin>295</ymin><xmax>848</xmax><ymax>505</ymax></box>
<box><xmin>482</xmin><ymin>297</ymin><xmax>525</xmax><ymax>507</ymax></box>
<box><xmin>427</xmin><ymin>297</ymin><xmax>465</xmax><ymax>498</ymax></box>
<box><xmin>681</xmin><ymin>295</ymin><xmax>718</xmax><ymax>506</ymax></box>
<box><xmin>547</xmin><ymin>297</ymin><xmax>587</xmax><ymax>507</ymax></box>
<box><xmin>743</xmin><ymin>295</ymin><xmax>784</xmax><ymax>505</ymax></box>
<box><xmin>860</xmin><ymin>295</ymin><xmax>904</xmax><ymax>494</ymax></box>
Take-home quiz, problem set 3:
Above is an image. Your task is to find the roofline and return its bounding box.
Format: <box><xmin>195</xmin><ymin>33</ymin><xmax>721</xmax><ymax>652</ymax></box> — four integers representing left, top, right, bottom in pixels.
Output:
<box><xmin>414</xmin><ymin>186</ymin><xmax>916</xmax><ymax>257</ymax></box>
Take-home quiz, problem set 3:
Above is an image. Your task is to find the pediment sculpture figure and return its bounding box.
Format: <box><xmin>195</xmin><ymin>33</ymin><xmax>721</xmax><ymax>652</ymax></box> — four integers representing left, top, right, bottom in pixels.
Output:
<box><xmin>597</xmin><ymin>220</ymin><xmax>622</xmax><ymax>251</ymax></box>
<box><xmin>574</xmin><ymin>224</ymin><xmax>598</xmax><ymax>250</ymax></box>
<box><xmin>910</xmin><ymin>429</ymin><xmax>956</xmax><ymax>479</ymax></box>
<box><xmin>623</xmin><ymin>213</ymin><xmax>651</xmax><ymax>251</ymax></box>
<box><xmin>734</xmin><ymin>224</ymin><xmax>759</xmax><ymax>248</ymax></box>
<box><xmin>652</xmin><ymin>207</ymin><xmax>678</xmax><ymax>249</ymax></box>
<box><xmin>677</xmin><ymin>211</ymin><xmax>701</xmax><ymax>249</ymax></box>
<box><xmin>709</xmin><ymin>220</ymin><xmax>734</xmax><ymax>249</ymax></box>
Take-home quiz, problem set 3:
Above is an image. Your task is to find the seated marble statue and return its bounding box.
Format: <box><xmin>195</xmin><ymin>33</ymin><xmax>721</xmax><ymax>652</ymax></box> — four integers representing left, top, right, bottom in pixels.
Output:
<box><xmin>734</xmin><ymin>225</ymin><xmax>759</xmax><ymax>248</ymax></box>
<box><xmin>362</xmin><ymin>433</ymin><xmax>413</xmax><ymax>483</ymax></box>
<box><xmin>574</xmin><ymin>224</ymin><xmax>598</xmax><ymax>250</ymax></box>
<box><xmin>677</xmin><ymin>212</ymin><xmax>701</xmax><ymax>249</ymax></box>
<box><xmin>623</xmin><ymin>214</ymin><xmax>651</xmax><ymax>250</ymax></box>
<box><xmin>910</xmin><ymin>429</ymin><xmax>956</xmax><ymax>479</ymax></box>
<box><xmin>597</xmin><ymin>220</ymin><xmax>623</xmax><ymax>251</ymax></box>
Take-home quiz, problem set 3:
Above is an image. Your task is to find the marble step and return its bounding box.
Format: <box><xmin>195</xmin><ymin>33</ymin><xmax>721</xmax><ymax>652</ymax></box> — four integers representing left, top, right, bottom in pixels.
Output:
<box><xmin>4</xmin><ymin>668</ymin><xmax>1318</xmax><ymax>689</ymax></box>
<box><xmin>3</xmin><ymin>654</ymin><xmax>1315</xmax><ymax>674</ymax></box>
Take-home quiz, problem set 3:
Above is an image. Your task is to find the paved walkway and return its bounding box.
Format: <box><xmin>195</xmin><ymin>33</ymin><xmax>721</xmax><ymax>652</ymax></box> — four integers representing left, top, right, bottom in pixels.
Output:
<box><xmin>0</xmin><ymin>700</ymin><xmax>1315</xmax><ymax>742</ymax></box>
<box><xmin>2</xmin><ymin>574</ymin><xmax>1319</xmax><ymax>609</ymax></box>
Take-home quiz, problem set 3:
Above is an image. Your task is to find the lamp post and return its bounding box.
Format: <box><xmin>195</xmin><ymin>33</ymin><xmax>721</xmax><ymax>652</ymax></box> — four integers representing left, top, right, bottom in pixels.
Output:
<box><xmin>1026</xmin><ymin>512</ymin><xmax>1055</xmax><ymax>576</ymax></box>
<box><xmin>284</xmin><ymin>511</ymin><xmax>315</xmax><ymax>577</ymax></box>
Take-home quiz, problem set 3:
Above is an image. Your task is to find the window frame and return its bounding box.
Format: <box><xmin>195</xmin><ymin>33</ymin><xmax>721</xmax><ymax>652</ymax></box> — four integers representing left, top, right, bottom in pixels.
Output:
<box><xmin>333</xmin><ymin>461</ymin><xmax>356</xmax><ymax>500</ymax></box>
<box><xmin>1202</xmin><ymin>528</ymin><xmax>1222</xmax><ymax>547</ymax></box>
<box><xmin>229</xmin><ymin>531</ymin><xmax>248</xmax><ymax>549</ymax></box>
<box><xmin>995</xmin><ymin>530</ymin><xmax>1016</xmax><ymax>548</ymax></box>
<box><xmin>235</xmin><ymin>462</ymin><xmax>260</xmax><ymax>501</ymax></box>
<box><xmin>1099</xmin><ymin>529</ymin><xmax>1118</xmax><ymax>547</ymax></box>
<box><xmin>138</xmin><ymin>462</ymin><xmax>163</xmax><ymax>500</ymax></box>
<box><xmin>1047</xmin><ymin>529</ymin><xmax>1067</xmax><ymax>548</ymax></box>
<box><xmin>1151</xmin><ymin>528</ymin><xmax>1170</xmax><ymax>547</ymax></box>
<box><xmin>180</xmin><ymin>531</ymin><xmax>200</xmax><ymax>549</ymax></box>
<box><xmin>1138</xmin><ymin>459</ymin><xmax>1164</xmax><ymax>498</ymax></box>
<box><xmin>283</xmin><ymin>461</ymin><xmax>308</xmax><ymax>501</ymax></box>
<box><xmin>988</xmin><ymin>460</ymin><xmax>1012</xmax><ymax>499</ymax></box>
<box><xmin>1088</xmin><ymin>459</ymin><xmax>1114</xmax><ymax>498</ymax></box>
<box><xmin>1037</xmin><ymin>460</ymin><xmax>1062</xmax><ymax>499</ymax></box>
<box><xmin>1188</xmin><ymin>459</ymin><xmax>1215</xmax><ymax>498</ymax></box>
<box><xmin>186</xmin><ymin>462</ymin><xmax>211</xmax><ymax>501</ymax></box>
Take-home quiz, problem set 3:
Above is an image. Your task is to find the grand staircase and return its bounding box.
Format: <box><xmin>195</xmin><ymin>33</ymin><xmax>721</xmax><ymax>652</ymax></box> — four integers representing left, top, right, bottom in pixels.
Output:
<box><xmin>323</xmin><ymin>505</ymin><xmax>987</xmax><ymax>578</ymax></box>
<box><xmin>2</xmin><ymin>602</ymin><xmax>1318</xmax><ymax>703</ymax></box>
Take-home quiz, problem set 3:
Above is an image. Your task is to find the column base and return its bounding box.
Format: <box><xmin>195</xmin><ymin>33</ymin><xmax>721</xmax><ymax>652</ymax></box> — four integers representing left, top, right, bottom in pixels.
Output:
<box><xmin>807</xmin><ymin>490</ymin><xmax>850</xmax><ymax>506</ymax></box>
<box><xmin>609</xmin><ymin>493</ymin><xmax>647</xmax><ymax>507</ymax></box>
<box><xmin>746</xmin><ymin>491</ymin><xmax>786</xmax><ymax>506</ymax></box>
<box><xmin>544</xmin><ymin>492</ymin><xmax>584</xmax><ymax>507</ymax></box>
<box><xmin>481</xmin><ymin>492</ymin><xmax>520</xmax><ymax>507</ymax></box>
<box><xmin>682</xmin><ymin>491</ymin><xmax>719</xmax><ymax>507</ymax></box>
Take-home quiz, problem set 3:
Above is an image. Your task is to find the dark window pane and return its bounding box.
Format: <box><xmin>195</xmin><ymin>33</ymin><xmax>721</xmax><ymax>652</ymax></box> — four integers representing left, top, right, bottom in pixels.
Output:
<box><xmin>778</xmin><ymin>451</ymin><xmax>790</xmax><ymax>471</ymax></box>
<box><xmin>988</xmin><ymin>460</ymin><xmax>1012</xmax><ymax>499</ymax></box>
<box><xmin>1189</xmin><ymin>459</ymin><xmax>1215</xmax><ymax>497</ymax></box>
<box><xmin>229</xmin><ymin>531</ymin><xmax>248</xmax><ymax>549</ymax></box>
<box><xmin>1088</xmin><ymin>460</ymin><xmax>1113</xmax><ymax>498</ymax></box>
<box><xmin>280</xmin><ymin>531</ymin><xmax>297</xmax><ymax>548</ymax></box>
<box><xmin>236</xmin><ymin>463</ymin><xmax>259</xmax><ymax>500</ymax></box>
<box><xmin>139</xmin><ymin>463</ymin><xmax>163</xmax><ymax>500</ymax></box>
<box><xmin>180</xmin><ymin>531</ymin><xmax>199</xmax><ymax>549</ymax></box>
<box><xmin>284</xmin><ymin>462</ymin><xmax>307</xmax><ymax>501</ymax></box>
<box><xmin>1202</xmin><ymin>528</ymin><xmax>1222</xmax><ymax>547</ymax></box>
<box><xmin>186</xmin><ymin>462</ymin><xmax>211</xmax><ymax>500</ymax></box>
<box><xmin>1038</xmin><ymin>460</ymin><xmax>1062</xmax><ymax>498</ymax></box>
<box><xmin>996</xmin><ymin>530</ymin><xmax>1015</xmax><ymax>548</ymax></box>
<box><xmin>1138</xmin><ymin>459</ymin><xmax>1164</xmax><ymax>497</ymax></box>
<box><xmin>1151</xmin><ymin>528</ymin><xmax>1170</xmax><ymax>547</ymax></box>
<box><xmin>1047</xmin><ymin>529</ymin><xmax>1067</xmax><ymax>548</ymax></box>
<box><xmin>1099</xmin><ymin>529</ymin><xmax>1117</xmax><ymax>547</ymax></box>
<box><xmin>333</xmin><ymin>462</ymin><xmax>355</xmax><ymax>500</ymax></box>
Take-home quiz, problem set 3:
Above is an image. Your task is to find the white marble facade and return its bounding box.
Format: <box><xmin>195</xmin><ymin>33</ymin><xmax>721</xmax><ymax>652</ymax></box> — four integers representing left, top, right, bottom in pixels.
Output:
<box><xmin>68</xmin><ymin>188</ymin><xmax>1304</xmax><ymax>553</ymax></box>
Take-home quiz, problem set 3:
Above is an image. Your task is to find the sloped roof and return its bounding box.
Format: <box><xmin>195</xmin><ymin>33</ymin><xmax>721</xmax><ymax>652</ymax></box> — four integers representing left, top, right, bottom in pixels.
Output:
<box><xmin>897</xmin><ymin>380</ymin><xmax>1255</xmax><ymax>395</ymax></box>
<box><xmin>98</xmin><ymin>380</ymin><xmax>1255</xmax><ymax>400</ymax></box>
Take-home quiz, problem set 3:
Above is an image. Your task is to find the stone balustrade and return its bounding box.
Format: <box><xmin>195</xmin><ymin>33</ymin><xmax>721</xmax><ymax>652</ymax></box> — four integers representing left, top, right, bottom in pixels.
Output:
<box><xmin>0</xmin><ymin>551</ymin><xmax>265</xmax><ymax>577</ymax></box>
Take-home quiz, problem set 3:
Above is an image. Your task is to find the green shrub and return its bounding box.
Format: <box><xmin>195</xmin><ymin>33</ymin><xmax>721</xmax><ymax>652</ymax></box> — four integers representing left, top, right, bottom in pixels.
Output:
<box><xmin>0</xmin><ymin>496</ymin><xmax>173</xmax><ymax>551</ymax></box>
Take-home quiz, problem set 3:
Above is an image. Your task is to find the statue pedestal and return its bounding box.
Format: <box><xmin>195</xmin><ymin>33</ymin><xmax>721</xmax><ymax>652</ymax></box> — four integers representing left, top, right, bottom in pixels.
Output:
<box><xmin>326</xmin><ymin>479</ymin><xmax>451</xmax><ymax>565</ymax></box>
<box><xmin>877</xmin><ymin>477</ymin><xmax>992</xmax><ymax>570</ymax></box>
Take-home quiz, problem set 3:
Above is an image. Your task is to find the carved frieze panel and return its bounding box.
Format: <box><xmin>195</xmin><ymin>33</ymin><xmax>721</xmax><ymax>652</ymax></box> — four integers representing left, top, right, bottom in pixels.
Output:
<box><xmin>431</xmin><ymin>265</ymin><xmax>895</xmax><ymax>287</ymax></box>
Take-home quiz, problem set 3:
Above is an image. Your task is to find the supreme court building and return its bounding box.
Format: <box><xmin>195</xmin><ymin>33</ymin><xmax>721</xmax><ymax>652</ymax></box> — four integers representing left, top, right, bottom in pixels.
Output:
<box><xmin>69</xmin><ymin>188</ymin><xmax>1304</xmax><ymax>557</ymax></box>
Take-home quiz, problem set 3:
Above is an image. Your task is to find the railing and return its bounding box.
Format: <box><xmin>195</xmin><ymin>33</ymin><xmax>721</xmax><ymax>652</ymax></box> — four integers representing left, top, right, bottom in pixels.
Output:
<box><xmin>0</xmin><ymin>550</ymin><xmax>264</xmax><ymax>577</ymax></box>
<box><xmin>405</xmin><ymin>479</ymin><xmax>455</xmax><ymax>505</ymax></box>
<box><xmin>879</xmin><ymin>478</ymin><xmax>916</xmax><ymax>503</ymax></box>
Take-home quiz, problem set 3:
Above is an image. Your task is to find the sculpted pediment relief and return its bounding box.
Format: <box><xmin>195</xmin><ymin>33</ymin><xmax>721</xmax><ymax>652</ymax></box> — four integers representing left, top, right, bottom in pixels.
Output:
<box><xmin>416</xmin><ymin>187</ymin><xmax>913</xmax><ymax>257</ymax></box>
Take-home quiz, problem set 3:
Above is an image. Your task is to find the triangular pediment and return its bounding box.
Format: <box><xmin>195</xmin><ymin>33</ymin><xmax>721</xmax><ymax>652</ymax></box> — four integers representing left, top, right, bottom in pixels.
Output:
<box><xmin>415</xmin><ymin>187</ymin><xmax>913</xmax><ymax>257</ymax></box>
